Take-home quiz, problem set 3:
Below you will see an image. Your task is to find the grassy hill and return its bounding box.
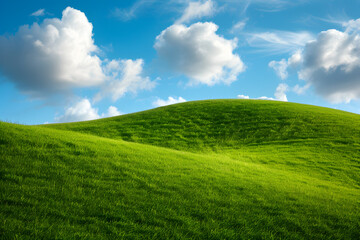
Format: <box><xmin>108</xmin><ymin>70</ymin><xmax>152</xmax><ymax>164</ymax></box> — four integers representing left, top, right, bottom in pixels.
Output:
<box><xmin>47</xmin><ymin>100</ymin><xmax>360</xmax><ymax>150</ymax></box>
<box><xmin>1</xmin><ymin>100</ymin><xmax>360</xmax><ymax>239</ymax></box>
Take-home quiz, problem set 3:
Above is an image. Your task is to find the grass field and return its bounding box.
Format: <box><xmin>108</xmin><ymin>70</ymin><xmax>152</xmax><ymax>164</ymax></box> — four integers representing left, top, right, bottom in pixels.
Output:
<box><xmin>1</xmin><ymin>100</ymin><xmax>360</xmax><ymax>239</ymax></box>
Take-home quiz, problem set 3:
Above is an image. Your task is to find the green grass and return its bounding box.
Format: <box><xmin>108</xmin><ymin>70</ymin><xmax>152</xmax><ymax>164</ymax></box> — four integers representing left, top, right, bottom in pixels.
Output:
<box><xmin>1</xmin><ymin>100</ymin><xmax>360</xmax><ymax>239</ymax></box>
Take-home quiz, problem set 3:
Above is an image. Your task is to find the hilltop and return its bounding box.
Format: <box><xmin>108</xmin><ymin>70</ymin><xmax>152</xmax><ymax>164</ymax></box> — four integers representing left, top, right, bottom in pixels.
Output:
<box><xmin>1</xmin><ymin>100</ymin><xmax>360</xmax><ymax>239</ymax></box>
<box><xmin>46</xmin><ymin>100</ymin><xmax>360</xmax><ymax>151</ymax></box>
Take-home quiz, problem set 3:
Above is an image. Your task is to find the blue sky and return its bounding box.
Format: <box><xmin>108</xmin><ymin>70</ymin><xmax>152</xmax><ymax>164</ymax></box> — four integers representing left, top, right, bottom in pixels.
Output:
<box><xmin>1</xmin><ymin>0</ymin><xmax>360</xmax><ymax>124</ymax></box>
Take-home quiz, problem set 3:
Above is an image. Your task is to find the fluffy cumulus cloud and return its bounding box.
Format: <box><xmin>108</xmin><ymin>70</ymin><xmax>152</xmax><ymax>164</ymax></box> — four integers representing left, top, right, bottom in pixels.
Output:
<box><xmin>0</xmin><ymin>7</ymin><xmax>155</xmax><ymax>102</ymax></box>
<box><xmin>55</xmin><ymin>99</ymin><xmax>100</xmax><ymax>123</ymax></box>
<box><xmin>176</xmin><ymin>0</ymin><xmax>215</xmax><ymax>24</ymax></box>
<box><xmin>55</xmin><ymin>98</ymin><xmax>121</xmax><ymax>123</ymax></box>
<box><xmin>102</xmin><ymin>106</ymin><xmax>122</xmax><ymax>118</ymax></box>
<box><xmin>278</xmin><ymin>18</ymin><xmax>360</xmax><ymax>103</ymax></box>
<box><xmin>153</xmin><ymin>96</ymin><xmax>187</xmax><ymax>107</ymax></box>
<box><xmin>154</xmin><ymin>22</ymin><xmax>245</xmax><ymax>86</ymax></box>
<box><xmin>95</xmin><ymin>59</ymin><xmax>155</xmax><ymax>102</ymax></box>
<box><xmin>0</xmin><ymin>7</ymin><xmax>105</xmax><ymax>98</ymax></box>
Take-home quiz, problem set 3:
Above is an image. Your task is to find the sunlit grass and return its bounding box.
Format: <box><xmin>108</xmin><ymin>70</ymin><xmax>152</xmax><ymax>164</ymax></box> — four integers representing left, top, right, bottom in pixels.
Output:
<box><xmin>1</xmin><ymin>100</ymin><xmax>360</xmax><ymax>239</ymax></box>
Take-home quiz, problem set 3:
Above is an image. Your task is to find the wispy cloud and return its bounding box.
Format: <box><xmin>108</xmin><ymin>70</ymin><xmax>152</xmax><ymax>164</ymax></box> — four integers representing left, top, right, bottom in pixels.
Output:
<box><xmin>230</xmin><ymin>18</ymin><xmax>248</xmax><ymax>33</ymax></box>
<box><xmin>221</xmin><ymin>0</ymin><xmax>309</xmax><ymax>13</ymax></box>
<box><xmin>111</xmin><ymin>0</ymin><xmax>307</xmax><ymax>22</ymax></box>
<box><xmin>175</xmin><ymin>0</ymin><xmax>215</xmax><ymax>24</ymax></box>
<box><xmin>246</xmin><ymin>30</ymin><xmax>314</xmax><ymax>54</ymax></box>
<box><xmin>112</xmin><ymin>0</ymin><xmax>156</xmax><ymax>21</ymax></box>
<box><xmin>248</xmin><ymin>0</ymin><xmax>308</xmax><ymax>12</ymax></box>
<box><xmin>297</xmin><ymin>14</ymin><xmax>350</xmax><ymax>27</ymax></box>
<box><xmin>31</xmin><ymin>8</ymin><xmax>45</xmax><ymax>17</ymax></box>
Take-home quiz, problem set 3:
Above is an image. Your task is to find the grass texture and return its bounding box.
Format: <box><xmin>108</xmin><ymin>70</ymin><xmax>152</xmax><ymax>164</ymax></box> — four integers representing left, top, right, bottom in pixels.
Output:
<box><xmin>1</xmin><ymin>100</ymin><xmax>360</xmax><ymax>239</ymax></box>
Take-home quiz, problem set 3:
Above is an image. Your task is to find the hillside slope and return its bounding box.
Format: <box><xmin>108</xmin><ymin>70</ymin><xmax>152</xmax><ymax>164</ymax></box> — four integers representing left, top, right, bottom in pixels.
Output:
<box><xmin>45</xmin><ymin>100</ymin><xmax>360</xmax><ymax>187</ymax></box>
<box><xmin>45</xmin><ymin>100</ymin><xmax>360</xmax><ymax>151</ymax></box>
<box><xmin>1</xmin><ymin>100</ymin><xmax>360</xmax><ymax>239</ymax></box>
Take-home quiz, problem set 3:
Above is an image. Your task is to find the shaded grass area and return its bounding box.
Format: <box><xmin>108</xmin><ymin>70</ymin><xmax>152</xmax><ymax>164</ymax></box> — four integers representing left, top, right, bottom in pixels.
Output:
<box><xmin>1</xmin><ymin>100</ymin><xmax>360</xmax><ymax>239</ymax></box>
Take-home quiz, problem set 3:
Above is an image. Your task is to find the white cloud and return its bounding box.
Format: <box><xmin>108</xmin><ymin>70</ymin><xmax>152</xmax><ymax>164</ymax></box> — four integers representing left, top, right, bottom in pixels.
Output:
<box><xmin>0</xmin><ymin>7</ymin><xmax>104</xmax><ymax>98</ymax></box>
<box><xmin>238</xmin><ymin>83</ymin><xmax>288</xmax><ymax>102</ymax></box>
<box><xmin>287</xmin><ymin>18</ymin><xmax>360</xmax><ymax>103</ymax></box>
<box><xmin>55</xmin><ymin>99</ymin><xmax>122</xmax><ymax>123</ymax></box>
<box><xmin>231</xmin><ymin>19</ymin><xmax>247</xmax><ymax>33</ymax></box>
<box><xmin>95</xmin><ymin>59</ymin><xmax>155</xmax><ymax>102</ymax></box>
<box><xmin>343</xmin><ymin>18</ymin><xmax>360</xmax><ymax>33</ymax></box>
<box><xmin>31</xmin><ymin>9</ymin><xmax>45</xmax><ymax>17</ymax></box>
<box><xmin>287</xmin><ymin>50</ymin><xmax>302</xmax><ymax>67</ymax></box>
<box><xmin>269</xmin><ymin>59</ymin><xmax>288</xmax><ymax>80</ymax></box>
<box><xmin>257</xmin><ymin>96</ymin><xmax>275</xmax><ymax>100</ymax></box>
<box><xmin>293</xmin><ymin>84</ymin><xmax>310</xmax><ymax>95</ymax></box>
<box><xmin>102</xmin><ymin>106</ymin><xmax>122</xmax><ymax>117</ymax></box>
<box><xmin>176</xmin><ymin>0</ymin><xmax>215</xmax><ymax>24</ymax></box>
<box><xmin>0</xmin><ymin>7</ymin><xmax>155</xmax><ymax>102</ymax></box>
<box><xmin>274</xmin><ymin>83</ymin><xmax>288</xmax><ymax>101</ymax></box>
<box><xmin>269</xmin><ymin>50</ymin><xmax>303</xmax><ymax>80</ymax></box>
<box><xmin>247</xmin><ymin>30</ymin><xmax>313</xmax><ymax>54</ymax></box>
<box><xmin>153</xmin><ymin>96</ymin><xmax>187</xmax><ymax>107</ymax></box>
<box><xmin>154</xmin><ymin>22</ymin><xmax>245</xmax><ymax>86</ymax></box>
<box><xmin>55</xmin><ymin>99</ymin><xmax>100</xmax><ymax>123</ymax></box>
<box><xmin>237</xmin><ymin>94</ymin><xmax>250</xmax><ymax>99</ymax></box>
